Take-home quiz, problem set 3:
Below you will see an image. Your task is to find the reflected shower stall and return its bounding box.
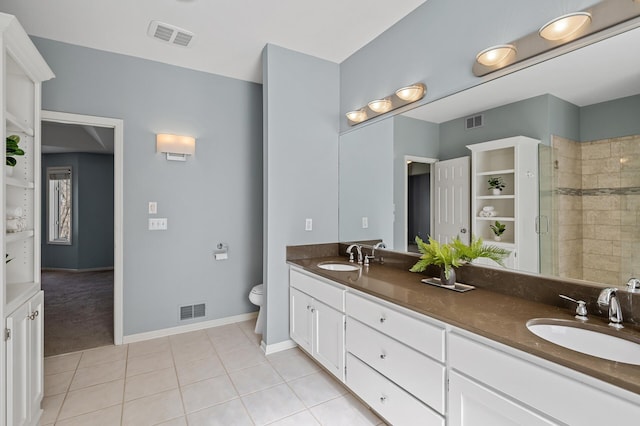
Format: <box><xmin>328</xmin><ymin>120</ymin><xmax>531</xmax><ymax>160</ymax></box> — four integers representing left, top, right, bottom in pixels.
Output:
<box><xmin>540</xmin><ymin>135</ymin><xmax>640</xmax><ymax>286</ymax></box>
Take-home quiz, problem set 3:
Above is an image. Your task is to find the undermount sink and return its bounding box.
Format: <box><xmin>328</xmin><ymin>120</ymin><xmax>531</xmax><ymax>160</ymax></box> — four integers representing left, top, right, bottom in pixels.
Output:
<box><xmin>526</xmin><ymin>318</ymin><xmax>640</xmax><ymax>365</ymax></box>
<box><xmin>317</xmin><ymin>262</ymin><xmax>361</xmax><ymax>272</ymax></box>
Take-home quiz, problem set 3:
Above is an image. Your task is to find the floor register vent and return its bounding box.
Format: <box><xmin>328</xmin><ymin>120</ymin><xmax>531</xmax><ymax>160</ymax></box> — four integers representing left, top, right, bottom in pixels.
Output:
<box><xmin>180</xmin><ymin>303</ymin><xmax>206</xmax><ymax>321</ymax></box>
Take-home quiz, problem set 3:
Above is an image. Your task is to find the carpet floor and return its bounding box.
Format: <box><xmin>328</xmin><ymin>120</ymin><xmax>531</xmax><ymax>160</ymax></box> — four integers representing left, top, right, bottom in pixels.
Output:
<box><xmin>41</xmin><ymin>270</ymin><xmax>114</xmax><ymax>357</ymax></box>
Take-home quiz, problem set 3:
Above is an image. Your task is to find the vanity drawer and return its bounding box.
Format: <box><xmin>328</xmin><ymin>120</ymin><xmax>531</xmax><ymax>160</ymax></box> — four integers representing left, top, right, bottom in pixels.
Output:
<box><xmin>290</xmin><ymin>268</ymin><xmax>345</xmax><ymax>311</ymax></box>
<box><xmin>346</xmin><ymin>292</ymin><xmax>445</xmax><ymax>361</ymax></box>
<box><xmin>347</xmin><ymin>317</ymin><xmax>445</xmax><ymax>413</ymax></box>
<box><xmin>346</xmin><ymin>353</ymin><xmax>444</xmax><ymax>426</ymax></box>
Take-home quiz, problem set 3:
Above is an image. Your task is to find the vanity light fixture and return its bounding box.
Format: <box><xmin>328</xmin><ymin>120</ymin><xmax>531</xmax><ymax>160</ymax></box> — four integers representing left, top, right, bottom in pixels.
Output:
<box><xmin>156</xmin><ymin>133</ymin><xmax>196</xmax><ymax>161</ymax></box>
<box><xmin>475</xmin><ymin>44</ymin><xmax>517</xmax><ymax>67</ymax></box>
<box><xmin>345</xmin><ymin>109</ymin><xmax>368</xmax><ymax>124</ymax></box>
<box><xmin>395</xmin><ymin>84</ymin><xmax>426</xmax><ymax>102</ymax></box>
<box><xmin>539</xmin><ymin>12</ymin><xmax>592</xmax><ymax>41</ymax></box>
<box><xmin>368</xmin><ymin>98</ymin><xmax>393</xmax><ymax>113</ymax></box>
<box><xmin>346</xmin><ymin>82</ymin><xmax>427</xmax><ymax>126</ymax></box>
<box><xmin>473</xmin><ymin>1</ymin><xmax>640</xmax><ymax>76</ymax></box>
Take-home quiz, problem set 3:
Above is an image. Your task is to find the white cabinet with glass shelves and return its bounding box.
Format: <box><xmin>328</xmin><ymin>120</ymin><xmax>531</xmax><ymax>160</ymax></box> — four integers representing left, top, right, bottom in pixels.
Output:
<box><xmin>1</xmin><ymin>12</ymin><xmax>54</xmax><ymax>426</ymax></box>
<box><xmin>467</xmin><ymin>136</ymin><xmax>539</xmax><ymax>273</ymax></box>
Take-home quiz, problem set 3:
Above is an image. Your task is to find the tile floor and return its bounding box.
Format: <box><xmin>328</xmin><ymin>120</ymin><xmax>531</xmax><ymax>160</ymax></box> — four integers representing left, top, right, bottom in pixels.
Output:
<box><xmin>41</xmin><ymin>319</ymin><xmax>385</xmax><ymax>426</ymax></box>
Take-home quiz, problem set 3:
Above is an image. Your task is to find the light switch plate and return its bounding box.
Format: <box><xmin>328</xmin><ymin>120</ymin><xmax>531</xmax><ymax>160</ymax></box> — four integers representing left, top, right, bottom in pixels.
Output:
<box><xmin>148</xmin><ymin>201</ymin><xmax>157</xmax><ymax>214</ymax></box>
<box><xmin>305</xmin><ymin>218</ymin><xmax>312</xmax><ymax>231</ymax></box>
<box><xmin>362</xmin><ymin>217</ymin><xmax>368</xmax><ymax>228</ymax></box>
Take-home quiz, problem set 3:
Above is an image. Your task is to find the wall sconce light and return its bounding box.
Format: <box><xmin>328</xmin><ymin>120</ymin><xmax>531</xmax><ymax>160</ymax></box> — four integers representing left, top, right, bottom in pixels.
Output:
<box><xmin>473</xmin><ymin>1</ymin><xmax>640</xmax><ymax>77</ymax></box>
<box><xmin>346</xmin><ymin>82</ymin><xmax>426</xmax><ymax>126</ymax></box>
<box><xmin>156</xmin><ymin>133</ymin><xmax>196</xmax><ymax>161</ymax></box>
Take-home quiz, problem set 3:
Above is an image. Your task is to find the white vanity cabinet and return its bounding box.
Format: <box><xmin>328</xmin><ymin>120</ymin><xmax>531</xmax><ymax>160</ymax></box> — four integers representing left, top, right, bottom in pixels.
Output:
<box><xmin>448</xmin><ymin>331</ymin><xmax>640</xmax><ymax>425</ymax></box>
<box><xmin>289</xmin><ymin>268</ymin><xmax>346</xmax><ymax>381</ymax></box>
<box><xmin>6</xmin><ymin>291</ymin><xmax>44</xmax><ymax>426</ymax></box>
<box><xmin>345</xmin><ymin>291</ymin><xmax>446</xmax><ymax>426</ymax></box>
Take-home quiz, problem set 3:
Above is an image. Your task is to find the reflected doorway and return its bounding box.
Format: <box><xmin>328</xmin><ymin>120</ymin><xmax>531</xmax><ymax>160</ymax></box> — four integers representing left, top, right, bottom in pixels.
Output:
<box><xmin>405</xmin><ymin>156</ymin><xmax>437</xmax><ymax>252</ymax></box>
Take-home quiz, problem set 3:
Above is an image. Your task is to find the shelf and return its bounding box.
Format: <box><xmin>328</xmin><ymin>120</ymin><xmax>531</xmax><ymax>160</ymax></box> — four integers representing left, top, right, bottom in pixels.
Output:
<box><xmin>5</xmin><ymin>230</ymin><xmax>34</xmax><ymax>243</ymax></box>
<box><xmin>477</xmin><ymin>195</ymin><xmax>515</xmax><ymax>200</ymax></box>
<box><xmin>475</xmin><ymin>217</ymin><xmax>515</xmax><ymax>221</ymax></box>
<box><xmin>5</xmin><ymin>176</ymin><xmax>35</xmax><ymax>189</ymax></box>
<box><xmin>486</xmin><ymin>241</ymin><xmax>515</xmax><ymax>248</ymax></box>
<box><xmin>5</xmin><ymin>281</ymin><xmax>39</xmax><ymax>315</ymax></box>
<box><xmin>476</xmin><ymin>169</ymin><xmax>515</xmax><ymax>176</ymax></box>
<box><xmin>5</xmin><ymin>111</ymin><xmax>34</xmax><ymax>136</ymax></box>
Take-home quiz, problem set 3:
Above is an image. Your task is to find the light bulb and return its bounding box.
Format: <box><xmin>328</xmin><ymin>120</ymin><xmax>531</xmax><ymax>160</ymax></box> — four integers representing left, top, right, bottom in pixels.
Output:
<box><xmin>476</xmin><ymin>45</ymin><xmax>516</xmax><ymax>67</ymax></box>
<box><xmin>368</xmin><ymin>99</ymin><xmax>392</xmax><ymax>113</ymax></box>
<box><xmin>539</xmin><ymin>12</ymin><xmax>592</xmax><ymax>41</ymax></box>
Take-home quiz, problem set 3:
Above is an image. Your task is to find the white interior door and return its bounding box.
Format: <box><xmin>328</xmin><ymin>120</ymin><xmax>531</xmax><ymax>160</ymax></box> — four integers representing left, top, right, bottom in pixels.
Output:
<box><xmin>433</xmin><ymin>157</ymin><xmax>470</xmax><ymax>244</ymax></box>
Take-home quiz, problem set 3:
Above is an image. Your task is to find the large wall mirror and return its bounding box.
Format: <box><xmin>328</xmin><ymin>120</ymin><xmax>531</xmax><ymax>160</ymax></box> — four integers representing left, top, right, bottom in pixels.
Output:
<box><xmin>339</xmin><ymin>26</ymin><xmax>640</xmax><ymax>289</ymax></box>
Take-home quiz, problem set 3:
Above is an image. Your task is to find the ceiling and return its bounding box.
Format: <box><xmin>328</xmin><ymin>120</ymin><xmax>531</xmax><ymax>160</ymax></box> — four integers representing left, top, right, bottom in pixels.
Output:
<box><xmin>0</xmin><ymin>0</ymin><xmax>426</xmax><ymax>83</ymax></box>
<box><xmin>42</xmin><ymin>121</ymin><xmax>114</xmax><ymax>154</ymax></box>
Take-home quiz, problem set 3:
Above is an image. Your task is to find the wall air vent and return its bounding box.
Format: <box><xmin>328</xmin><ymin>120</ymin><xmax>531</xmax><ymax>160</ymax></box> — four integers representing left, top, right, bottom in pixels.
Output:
<box><xmin>148</xmin><ymin>21</ymin><xmax>195</xmax><ymax>48</ymax></box>
<box><xmin>179</xmin><ymin>303</ymin><xmax>206</xmax><ymax>321</ymax></box>
<box><xmin>465</xmin><ymin>114</ymin><xmax>484</xmax><ymax>129</ymax></box>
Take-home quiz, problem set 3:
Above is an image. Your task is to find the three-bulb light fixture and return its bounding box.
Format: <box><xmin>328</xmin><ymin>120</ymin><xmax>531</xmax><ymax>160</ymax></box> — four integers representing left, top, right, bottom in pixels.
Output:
<box><xmin>474</xmin><ymin>1</ymin><xmax>640</xmax><ymax>76</ymax></box>
<box><xmin>346</xmin><ymin>83</ymin><xmax>426</xmax><ymax>125</ymax></box>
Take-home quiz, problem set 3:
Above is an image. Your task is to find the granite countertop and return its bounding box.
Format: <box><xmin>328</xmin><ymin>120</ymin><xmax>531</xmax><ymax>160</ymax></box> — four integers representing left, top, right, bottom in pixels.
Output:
<box><xmin>288</xmin><ymin>255</ymin><xmax>640</xmax><ymax>396</ymax></box>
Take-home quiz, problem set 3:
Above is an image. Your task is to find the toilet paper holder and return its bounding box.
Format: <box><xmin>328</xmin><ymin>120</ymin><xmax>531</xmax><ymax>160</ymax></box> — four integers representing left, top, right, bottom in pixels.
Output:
<box><xmin>214</xmin><ymin>243</ymin><xmax>228</xmax><ymax>260</ymax></box>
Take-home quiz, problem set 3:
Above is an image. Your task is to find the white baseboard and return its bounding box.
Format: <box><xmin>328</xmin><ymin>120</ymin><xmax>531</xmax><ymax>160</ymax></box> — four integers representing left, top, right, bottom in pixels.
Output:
<box><xmin>122</xmin><ymin>312</ymin><xmax>258</xmax><ymax>344</ymax></box>
<box><xmin>261</xmin><ymin>339</ymin><xmax>297</xmax><ymax>355</ymax></box>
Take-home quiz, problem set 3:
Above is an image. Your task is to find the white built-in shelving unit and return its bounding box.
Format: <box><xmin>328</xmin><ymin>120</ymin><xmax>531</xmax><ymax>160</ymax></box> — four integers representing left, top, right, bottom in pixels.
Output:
<box><xmin>467</xmin><ymin>136</ymin><xmax>539</xmax><ymax>273</ymax></box>
<box><xmin>1</xmin><ymin>12</ymin><xmax>54</xmax><ymax>426</ymax></box>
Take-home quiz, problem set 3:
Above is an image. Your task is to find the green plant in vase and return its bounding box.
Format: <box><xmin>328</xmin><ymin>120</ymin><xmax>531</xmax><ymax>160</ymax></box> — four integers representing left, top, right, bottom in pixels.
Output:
<box><xmin>490</xmin><ymin>221</ymin><xmax>506</xmax><ymax>241</ymax></box>
<box><xmin>487</xmin><ymin>176</ymin><xmax>505</xmax><ymax>195</ymax></box>
<box><xmin>6</xmin><ymin>134</ymin><xmax>25</xmax><ymax>167</ymax></box>
<box><xmin>410</xmin><ymin>235</ymin><xmax>510</xmax><ymax>286</ymax></box>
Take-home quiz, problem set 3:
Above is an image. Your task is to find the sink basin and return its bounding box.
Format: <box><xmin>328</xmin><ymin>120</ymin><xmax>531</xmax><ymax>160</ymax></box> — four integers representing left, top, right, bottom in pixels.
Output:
<box><xmin>317</xmin><ymin>262</ymin><xmax>361</xmax><ymax>272</ymax></box>
<box><xmin>526</xmin><ymin>319</ymin><xmax>640</xmax><ymax>365</ymax></box>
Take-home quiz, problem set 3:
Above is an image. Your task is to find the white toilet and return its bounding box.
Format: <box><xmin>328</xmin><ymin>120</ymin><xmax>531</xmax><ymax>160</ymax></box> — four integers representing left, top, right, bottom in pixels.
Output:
<box><xmin>249</xmin><ymin>284</ymin><xmax>264</xmax><ymax>334</ymax></box>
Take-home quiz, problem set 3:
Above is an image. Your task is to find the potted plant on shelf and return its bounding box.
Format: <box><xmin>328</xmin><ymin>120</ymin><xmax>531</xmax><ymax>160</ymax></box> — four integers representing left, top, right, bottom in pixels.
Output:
<box><xmin>487</xmin><ymin>176</ymin><xmax>505</xmax><ymax>195</ymax></box>
<box><xmin>410</xmin><ymin>235</ymin><xmax>510</xmax><ymax>286</ymax></box>
<box><xmin>6</xmin><ymin>134</ymin><xmax>24</xmax><ymax>176</ymax></box>
<box><xmin>490</xmin><ymin>221</ymin><xmax>506</xmax><ymax>241</ymax></box>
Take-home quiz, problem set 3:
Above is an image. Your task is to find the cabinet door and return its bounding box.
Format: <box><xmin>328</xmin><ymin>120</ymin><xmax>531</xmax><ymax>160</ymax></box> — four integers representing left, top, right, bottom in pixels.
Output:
<box><xmin>312</xmin><ymin>299</ymin><xmax>344</xmax><ymax>380</ymax></box>
<box><xmin>290</xmin><ymin>287</ymin><xmax>313</xmax><ymax>353</ymax></box>
<box><xmin>449</xmin><ymin>372</ymin><xmax>558</xmax><ymax>426</ymax></box>
<box><xmin>6</xmin><ymin>301</ymin><xmax>31</xmax><ymax>426</ymax></box>
<box><xmin>28</xmin><ymin>291</ymin><xmax>44</xmax><ymax>421</ymax></box>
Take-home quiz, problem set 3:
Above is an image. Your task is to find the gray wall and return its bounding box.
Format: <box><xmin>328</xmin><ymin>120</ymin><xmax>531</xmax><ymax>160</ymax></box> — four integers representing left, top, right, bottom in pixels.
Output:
<box><xmin>580</xmin><ymin>94</ymin><xmax>640</xmax><ymax>141</ymax></box>
<box><xmin>34</xmin><ymin>37</ymin><xmax>263</xmax><ymax>336</ymax></box>
<box><xmin>439</xmin><ymin>95</ymin><xmax>552</xmax><ymax>160</ymax></box>
<box><xmin>339</xmin><ymin>0</ymin><xmax>601</xmax><ymax>132</ymax></box>
<box><xmin>339</xmin><ymin>119</ymin><xmax>394</xmax><ymax>246</ymax></box>
<box><xmin>41</xmin><ymin>153</ymin><xmax>114</xmax><ymax>270</ymax></box>
<box><xmin>392</xmin><ymin>116</ymin><xmax>439</xmax><ymax>249</ymax></box>
<box><xmin>262</xmin><ymin>44</ymin><xmax>339</xmax><ymax>345</ymax></box>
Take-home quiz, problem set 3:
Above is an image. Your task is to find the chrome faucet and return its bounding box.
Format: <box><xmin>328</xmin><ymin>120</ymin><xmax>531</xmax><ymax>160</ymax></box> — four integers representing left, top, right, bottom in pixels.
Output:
<box><xmin>346</xmin><ymin>244</ymin><xmax>363</xmax><ymax>264</ymax></box>
<box><xmin>627</xmin><ymin>277</ymin><xmax>640</xmax><ymax>292</ymax></box>
<box><xmin>364</xmin><ymin>242</ymin><xmax>386</xmax><ymax>265</ymax></box>
<box><xmin>597</xmin><ymin>288</ymin><xmax>624</xmax><ymax>329</ymax></box>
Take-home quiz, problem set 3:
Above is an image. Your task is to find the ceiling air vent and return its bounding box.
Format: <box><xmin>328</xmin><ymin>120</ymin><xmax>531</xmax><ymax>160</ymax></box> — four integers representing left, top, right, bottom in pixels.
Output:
<box><xmin>179</xmin><ymin>303</ymin><xmax>206</xmax><ymax>321</ymax></box>
<box><xmin>148</xmin><ymin>21</ymin><xmax>194</xmax><ymax>48</ymax></box>
<box><xmin>465</xmin><ymin>114</ymin><xmax>484</xmax><ymax>129</ymax></box>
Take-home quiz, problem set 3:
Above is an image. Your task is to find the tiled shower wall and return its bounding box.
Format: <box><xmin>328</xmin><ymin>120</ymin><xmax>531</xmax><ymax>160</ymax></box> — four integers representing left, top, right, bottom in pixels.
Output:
<box><xmin>551</xmin><ymin>135</ymin><xmax>640</xmax><ymax>286</ymax></box>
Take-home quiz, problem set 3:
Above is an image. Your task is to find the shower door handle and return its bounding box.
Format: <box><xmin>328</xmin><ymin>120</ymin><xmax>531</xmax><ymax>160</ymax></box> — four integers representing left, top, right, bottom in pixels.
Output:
<box><xmin>535</xmin><ymin>216</ymin><xmax>549</xmax><ymax>235</ymax></box>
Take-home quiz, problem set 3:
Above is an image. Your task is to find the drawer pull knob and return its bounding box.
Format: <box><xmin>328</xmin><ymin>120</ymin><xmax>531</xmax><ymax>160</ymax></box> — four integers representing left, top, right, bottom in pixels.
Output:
<box><xmin>310</xmin><ymin>307</ymin><xmax>315</xmax><ymax>313</ymax></box>
<box><xmin>380</xmin><ymin>354</ymin><xmax>386</xmax><ymax>359</ymax></box>
<box><xmin>306</xmin><ymin>305</ymin><xmax>311</xmax><ymax>311</ymax></box>
<box><xmin>379</xmin><ymin>317</ymin><xmax>386</xmax><ymax>323</ymax></box>
<box><xmin>380</xmin><ymin>396</ymin><xmax>387</xmax><ymax>403</ymax></box>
